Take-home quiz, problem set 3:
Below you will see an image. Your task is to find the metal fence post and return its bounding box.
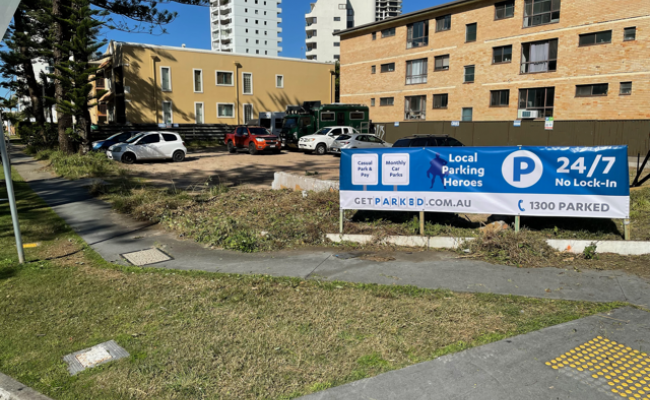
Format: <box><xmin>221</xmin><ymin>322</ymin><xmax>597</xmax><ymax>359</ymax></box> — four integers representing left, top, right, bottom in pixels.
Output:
<box><xmin>339</xmin><ymin>208</ymin><xmax>344</xmax><ymax>235</ymax></box>
<box><xmin>0</xmin><ymin>118</ymin><xmax>25</xmax><ymax>264</ymax></box>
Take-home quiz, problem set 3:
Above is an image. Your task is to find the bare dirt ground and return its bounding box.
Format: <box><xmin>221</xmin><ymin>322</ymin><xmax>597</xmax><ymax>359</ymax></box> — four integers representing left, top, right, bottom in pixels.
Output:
<box><xmin>124</xmin><ymin>146</ymin><xmax>341</xmax><ymax>189</ymax></box>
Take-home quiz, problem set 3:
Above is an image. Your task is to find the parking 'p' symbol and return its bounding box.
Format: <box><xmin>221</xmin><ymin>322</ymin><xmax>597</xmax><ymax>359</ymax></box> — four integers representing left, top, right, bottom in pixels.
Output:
<box><xmin>502</xmin><ymin>151</ymin><xmax>543</xmax><ymax>188</ymax></box>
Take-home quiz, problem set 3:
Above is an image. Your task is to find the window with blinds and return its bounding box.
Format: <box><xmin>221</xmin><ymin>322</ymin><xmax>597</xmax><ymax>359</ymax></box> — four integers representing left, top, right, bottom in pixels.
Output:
<box><xmin>243</xmin><ymin>73</ymin><xmax>253</xmax><ymax>94</ymax></box>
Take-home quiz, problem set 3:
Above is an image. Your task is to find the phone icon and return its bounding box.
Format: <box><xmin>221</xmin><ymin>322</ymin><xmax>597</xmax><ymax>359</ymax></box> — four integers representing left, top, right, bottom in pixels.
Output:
<box><xmin>518</xmin><ymin>200</ymin><xmax>526</xmax><ymax>212</ymax></box>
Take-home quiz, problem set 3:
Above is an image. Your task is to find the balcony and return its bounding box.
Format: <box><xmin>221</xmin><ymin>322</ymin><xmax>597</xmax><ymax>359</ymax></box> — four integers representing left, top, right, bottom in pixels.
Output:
<box><xmin>306</xmin><ymin>55</ymin><xmax>317</xmax><ymax>60</ymax></box>
<box><xmin>220</xmin><ymin>15</ymin><xmax>232</xmax><ymax>24</ymax></box>
<box><xmin>306</xmin><ymin>27</ymin><xmax>316</xmax><ymax>35</ymax></box>
<box><xmin>306</xmin><ymin>33</ymin><xmax>317</xmax><ymax>42</ymax></box>
<box><xmin>277</xmin><ymin>27</ymin><xmax>283</xmax><ymax>32</ymax></box>
<box><xmin>220</xmin><ymin>4</ymin><xmax>232</xmax><ymax>13</ymax></box>
<box><xmin>277</xmin><ymin>46</ymin><xmax>283</xmax><ymax>52</ymax></box>
<box><xmin>221</xmin><ymin>43</ymin><xmax>233</xmax><ymax>51</ymax></box>
<box><xmin>277</xmin><ymin>17</ymin><xmax>282</xmax><ymax>23</ymax></box>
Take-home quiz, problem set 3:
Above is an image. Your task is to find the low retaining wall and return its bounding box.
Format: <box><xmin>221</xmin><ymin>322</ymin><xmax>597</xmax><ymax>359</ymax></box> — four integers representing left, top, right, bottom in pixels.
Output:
<box><xmin>272</xmin><ymin>172</ymin><xmax>339</xmax><ymax>192</ymax></box>
<box><xmin>326</xmin><ymin>234</ymin><xmax>650</xmax><ymax>255</ymax></box>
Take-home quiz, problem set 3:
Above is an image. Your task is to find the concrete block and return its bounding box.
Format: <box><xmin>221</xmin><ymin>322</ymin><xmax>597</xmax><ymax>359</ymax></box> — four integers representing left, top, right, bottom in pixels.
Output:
<box><xmin>386</xmin><ymin>236</ymin><xmax>428</xmax><ymax>247</ymax></box>
<box><xmin>0</xmin><ymin>373</ymin><xmax>52</xmax><ymax>400</ymax></box>
<box><xmin>272</xmin><ymin>172</ymin><xmax>339</xmax><ymax>192</ymax></box>
<box><xmin>547</xmin><ymin>239</ymin><xmax>650</xmax><ymax>256</ymax></box>
<box><xmin>326</xmin><ymin>234</ymin><xmax>374</xmax><ymax>244</ymax></box>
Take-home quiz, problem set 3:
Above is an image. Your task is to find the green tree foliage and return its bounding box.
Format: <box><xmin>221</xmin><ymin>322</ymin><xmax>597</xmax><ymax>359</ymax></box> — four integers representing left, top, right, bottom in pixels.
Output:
<box><xmin>52</xmin><ymin>0</ymin><xmax>106</xmax><ymax>153</ymax></box>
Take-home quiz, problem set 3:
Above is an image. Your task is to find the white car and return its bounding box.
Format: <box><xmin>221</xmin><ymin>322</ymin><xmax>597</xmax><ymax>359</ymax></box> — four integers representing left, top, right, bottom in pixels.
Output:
<box><xmin>330</xmin><ymin>133</ymin><xmax>392</xmax><ymax>155</ymax></box>
<box><xmin>107</xmin><ymin>132</ymin><xmax>187</xmax><ymax>164</ymax></box>
<box><xmin>298</xmin><ymin>126</ymin><xmax>359</xmax><ymax>155</ymax></box>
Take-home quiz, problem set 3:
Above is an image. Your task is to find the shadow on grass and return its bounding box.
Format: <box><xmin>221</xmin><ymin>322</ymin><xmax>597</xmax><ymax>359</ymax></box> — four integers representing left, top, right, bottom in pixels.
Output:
<box><xmin>0</xmin><ymin>266</ymin><xmax>17</xmax><ymax>280</ymax></box>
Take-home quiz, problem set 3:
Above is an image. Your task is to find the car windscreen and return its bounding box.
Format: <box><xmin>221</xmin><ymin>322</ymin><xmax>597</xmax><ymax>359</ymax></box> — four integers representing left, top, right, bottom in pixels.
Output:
<box><xmin>126</xmin><ymin>133</ymin><xmax>145</xmax><ymax>143</ymax></box>
<box><xmin>336</xmin><ymin>135</ymin><xmax>351</xmax><ymax>141</ymax></box>
<box><xmin>248</xmin><ymin>127</ymin><xmax>271</xmax><ymax>136</ymax></box>
<box><xmin>315</xmin><ymin>128</ymin><xmax>333</xmax><ymax>135</ymax></box>
<box><xmin>282</xmin><ymin>118</ymin><xmax>297</xmax><ymax>129</ymax></box>
<box><xmin>392</xmin><ymin>139</ymin><xmax>411</xmax><ymax>148</ymax></box>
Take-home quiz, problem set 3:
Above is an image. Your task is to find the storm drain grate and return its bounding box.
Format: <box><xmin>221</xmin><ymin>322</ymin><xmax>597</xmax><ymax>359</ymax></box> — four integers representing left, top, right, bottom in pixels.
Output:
<box><xmin>63</xmin><ymin>340</ymin><xmax>129</xmax><ymax>375</ymax></box>
<box><xmin>121</xmin><ymin>248</ymin><xmax>172</xmax><ymax>266</ymax></box>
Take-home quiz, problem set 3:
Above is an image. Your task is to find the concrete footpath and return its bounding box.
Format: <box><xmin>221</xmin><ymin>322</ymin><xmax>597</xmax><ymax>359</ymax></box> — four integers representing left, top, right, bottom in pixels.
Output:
<box><xmin>299</xmin><ymin>306</ymin><xmax>650</xmax><ymax>400</ymax></box>
<box><xmin>9</xmin><ymin>149</ymin><xmax>650</xmax><ymax>310</ymax></box>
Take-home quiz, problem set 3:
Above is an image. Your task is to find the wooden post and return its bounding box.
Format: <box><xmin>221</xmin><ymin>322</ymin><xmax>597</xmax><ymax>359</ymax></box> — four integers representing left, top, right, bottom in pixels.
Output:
<box><xmin>624</xmin><ymin>219</ymin><xmax>631</xmax><ymax>241</ymax></box>
<box><xmin>339</xmin><ymin>208</ymin><xmax>344</xmax><ymax>235</ymax></box>
<box><xmin>419</xmin><ymin>211</ymin><xmax>425</xmax><ymax>236</ymax></box>
<box><xmin>515</xmin><ymin>215</ymin><xmax>521</xmax><ymax>233</ymax></box>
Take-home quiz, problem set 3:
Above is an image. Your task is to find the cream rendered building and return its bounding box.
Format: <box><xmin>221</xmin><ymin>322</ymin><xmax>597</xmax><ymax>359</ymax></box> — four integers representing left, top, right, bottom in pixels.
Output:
<box><xmin>91</xmin><ymin>41</ymin><xmax>336</xmax><ymax>125</ymax></box>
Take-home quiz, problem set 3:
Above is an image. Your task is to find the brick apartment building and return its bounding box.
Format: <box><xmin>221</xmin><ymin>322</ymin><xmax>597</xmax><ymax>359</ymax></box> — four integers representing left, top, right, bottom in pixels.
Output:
<box><xmin>335</xmin><ymin>0</ymin><xmax>650</xmax><ymax>122</ymax></box>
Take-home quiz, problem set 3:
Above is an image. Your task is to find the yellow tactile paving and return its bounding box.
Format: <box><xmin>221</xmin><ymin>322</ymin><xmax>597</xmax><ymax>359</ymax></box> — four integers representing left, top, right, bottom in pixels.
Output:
<box><xmin>545</xmin><ymin>337</ymin><xmax>650</xmax><ymax>399</ymax></box>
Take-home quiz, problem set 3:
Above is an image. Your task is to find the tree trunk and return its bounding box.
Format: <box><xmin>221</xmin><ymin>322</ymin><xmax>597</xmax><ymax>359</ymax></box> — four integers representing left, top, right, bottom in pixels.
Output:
<box><xmin>53</xmin><ymin>0</ymin><xmax>73</xmax><ymax>154</ymax></box>
<box><xmin>12</xmin><ymin>8</ymin><xmax>46</xmax><ymax>141</ymax></box>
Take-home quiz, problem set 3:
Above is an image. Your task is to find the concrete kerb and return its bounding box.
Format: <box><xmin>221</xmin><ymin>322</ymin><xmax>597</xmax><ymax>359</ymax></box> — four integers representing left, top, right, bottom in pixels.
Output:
<box><xmin>326</xmin><ymin>233</ymin><xmax>650</xmax><ymax>255</ymax></box>
<box><xmin>271</xmin><ymin>171</ymin><xmax>339</xmax><ymax>192</ymax></box>
<box><xmin>0</xmin><ymin>373</ymin><xmax>52</xmax><ymax>400</ymax></box>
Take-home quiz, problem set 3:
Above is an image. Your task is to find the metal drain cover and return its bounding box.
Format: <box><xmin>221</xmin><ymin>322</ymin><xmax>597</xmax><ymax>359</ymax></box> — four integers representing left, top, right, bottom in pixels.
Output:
<box><xmin>121</xmin><ymin>248</ymin><xmax>172</xmax><ymax>266</ymax></box>
<box><xmin>63</xmin><ymin>340</ymin><xmax>129</xmax><ymax>375</ymax></box>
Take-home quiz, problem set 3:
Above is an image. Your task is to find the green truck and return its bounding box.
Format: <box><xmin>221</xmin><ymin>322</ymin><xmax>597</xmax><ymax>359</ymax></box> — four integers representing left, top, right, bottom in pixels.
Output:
<box><xmin>279</xmin><ymin>102</ymin><xmax>370</xmax><ymax>149</ymax></box>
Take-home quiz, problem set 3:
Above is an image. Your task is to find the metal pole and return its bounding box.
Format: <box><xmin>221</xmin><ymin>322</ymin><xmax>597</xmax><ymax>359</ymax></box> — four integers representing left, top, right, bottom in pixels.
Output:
<box><xmin>339</xmin><ymin>208</ymin><xmax>344</xmax><ymax>235</ymax></box>
<box><xmin>624</xmin><ymin>219</ymin><xmax>631</xmax><ymax>241</ymax></box>
<box><xmin>419</xmin><ymin>211</ymin><xmax>425</xmax><ymax>236</ymax></box>
<box><xmin>514</xmin><ymin>215</ymin><xmax>521</xmax><ymax>233</ymax></box>
<box><xmin>0</xmin><ymin>115</ymin><xmax>25</xmax><ymax>263</ymax></box>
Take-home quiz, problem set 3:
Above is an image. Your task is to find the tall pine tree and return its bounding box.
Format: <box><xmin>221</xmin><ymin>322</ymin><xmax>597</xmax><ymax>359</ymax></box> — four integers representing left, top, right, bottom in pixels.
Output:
<box><xmin>53</xmin><ymin>0</ymin><xmax>106</xmax><ymax>154</ymax></box>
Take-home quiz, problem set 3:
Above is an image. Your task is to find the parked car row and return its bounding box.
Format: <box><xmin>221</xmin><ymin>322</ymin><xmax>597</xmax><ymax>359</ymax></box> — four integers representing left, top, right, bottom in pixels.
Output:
<box><xmin>97</xmin><ymin>126</ymin><xmax>465</xmax><ymax>164</ymax></box>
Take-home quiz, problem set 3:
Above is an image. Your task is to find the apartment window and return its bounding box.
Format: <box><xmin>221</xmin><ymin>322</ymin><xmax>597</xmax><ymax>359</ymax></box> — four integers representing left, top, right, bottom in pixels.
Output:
<box><xmin>265</xmin><ymin>31</ymin><xmax>268</xmax><ymax>35</ymax></box>
<box><xmin>521</xmin><ymin>39</ymin><xmax>558</xmax><ymax>73</ymax></box>
<box><xmin>433</xmin><ymin>93</ymin><xmax>448</xmax><ymax>109</ymax></box>
<box><xmin>619</xmin><ymin>82</ymin><xmax>633</xmax><ymax>95</ymax></box>
<box><xmin>579</xmin><ymin>30</ymin><xmax>612</xmax><ymax>46</ymax></box>
<box><xmin>334</xmin><ymin>42</ymin><xmax>340</xmax><ymax>47</ymax></box>
<box><xmin>265</xmin><ymin>51</ymin><xmax>267</xmax><ymax>55</ymax></box>
<box><xmin>576</xmin><ymin>83</ymin><xmax>608</xmax><ymax>97</ymax></box>
<box><xmin>256</xmin><ymin>50</ymin><xmax>259</xmax><ymax>54</ymax></box>
<box><xmin>372</xmin><ymin>32</ymin><xmax>376</xmax><ymax>40</ymax></box>
<box><xmin>255</xmin><ymin>20</ymin><xmax>258</xmax><ymax>24</ymax></box>
<box><xmin>523</xmin><ymin>0</ymin><xmax>560</xmax><ymax>27</ymax></box>
<box><xmin>492</xmin><ymin>45</ymin><xmax>512</xmax><ymax>64</ymax></box>
<box><xmin>461</xmin><ymin>108</ymin><xmax>473</xmax><ymax>121</ymax></box>
<box><xmin>243</xmin><ymin>72</ymin><xmax>253</xmax><ymax>94</ymax></box>
<box><xmin>245</xmin><ymin>18</ymin><xmax>248</xmax><ymax>22</ymax></box>
<box><xmin>406</xmin><ymin>58</ymin><xmax>427</xmax><ymax>84</ymax></box>
<box><xmin>255</xmin><ymin>9</ymin><xmax>258</xmax><ymax>14</ymax></box>
<box><xmin>334</xmin><ymin>17</ymin><xmax>341</xmax><ymax>21</ymax></box>
<box><xmin>255</xmin><ymin>30</ymin><xmax>259</xmax><ymax>34</ymax></box>
<box><xmin>246</xmin><ymin>28</ymin><xmax>248</xmax><ymax>33</ymax></box>
<box><xmin>435</xmin><ymin>14</ymin><xmax>451</xmax><ymax>32</ymax></box>
<box><xmin>217</xmin><ymin>103</ymin><xmax>234</xmax><ymax>118</ymax></box>
<box><xmin>95</xmin><ymin>76</ymin><xmax>105</xmax><ymax>89</ymax></box>
<box><xmin>246</xmin><ymin>49</ymin><xmax>249</xmax><ymax>53</ymax></box>
<box><xmin>380</xmin><ymin>97</ymin><xmax>394</xmax><ymax>106</ymax></box>
<box><xmin>255</xmin><ymin>39</ymin><xmax>259</xmax><ymax>44</ymax></box>
<box><xmin>381</xmin><ymin>27</ymin><xmax>395</xmax><ymax>37</ymax></box>
<box><xmin>380</xmin><ymin>63</ymin><xmax>395</xmax><ymax>73</ymax></box>
<box><xmin>519</xmin><ymin>87</ymin><xmax>555</xmax><ymax>117</ymax></box>
<box><xmin>406</xmin><ymin>21</ymin><xmax>428</xmax><ymax>49</ymax></box>
<box><xmin>162</xmin><ymin>101</ymin><xmax>173</xmax><ymax>123</ymax></box>
<box><xmin>245</xmin><ymin>8</ymin><xmax>248</xmax><ymax>12</ymax></box>
<box><xmin>347</xmin><ymin>21</ymin><xmax>353</xmax><ymax>28</ymax></box>
<box><xmin>490</xmin><ymin>90</ymin><xmax>510</xmax><ymax>106</ymax></box>
<box><xmin>405</xmin><ymin>95</ymin><xmax>426</xmax><ymax>119</ymax></box>
<box><xmin>495</xmin><ymin>0</ymin><xmax>515</xmax><ymax>20</ymax></box>
<box><xmin>434</xmin><ymin>54</ymin><xmax>449</xmax><ymax>71</ymax></box>
<box><xmin>371</xmin><ymin>65</ymin><xmax>376</xmax><ymax>74</ymax></box>
<box><xmin>333</xmin><ymin>55</ymin><xmax>339</xmax><ymax>60</ymax></box>
<box><xmin>246</xmin><ymin>39</ymin><xmax>249</xmax><ymax>43</ymax></box>
<box><xmin>464</xmin><ymin>65</ymin><xmax>475</xmax><ymax>83</ymax></box>
<box><xmin>161</xmin><ymin>66</ymin><xmax>171</xmax><ymax>91</ymax></box>
<box><xmin>371</xmin><ymin>98</ymin><xmax>375</xmax><ymax>106</ymax></box>
<box><xmin>193</xmin><ymin>69</ymin><xmax>203</xmax><ymax>92</ymax></box>
<box><xmin>466</xmin><ymin>23</ymin><xmax>477</xmax><ymax>42</ymax></box>
<box><xmin>624</xmin><ymin>27</ymin><xmax>636</xmax><ymax>41</ymax></box>
<box><xmin>195</xmin><ymin>102</ymin><xmax>204</xmax><ymax>124</ymax></box>
<box><xmin>264</xmin><ymin>21</ymin><xmax>267</xmax><ymax>25</ymax></box>
<box><xmin>347</xmin><ymin>9</ymin><xmax>353</xmax><ymax>16</ymax></box>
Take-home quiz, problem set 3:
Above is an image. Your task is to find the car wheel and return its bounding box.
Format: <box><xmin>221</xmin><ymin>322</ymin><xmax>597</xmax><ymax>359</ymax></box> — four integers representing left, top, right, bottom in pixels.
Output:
<box><xmin>315</xmin><ymin>143</ymin><xmax>327</xmax><ymax>155</ymax></box>
<box><xmin>227</xmin><ymin>141</ymin><xmax>236</xmax><ymax>154</ymax></box>
<box><xmin>248</xmin><ymin>142</ymin><xmax>258</xmax><ymax>155</ymax></box>
<box><xmin>121</xmin><ymin>152</ymin><xmax>136</xmax><ymax>164</ymax></box>
<box><xmin>172</xmin><ymin>150</ymin><xmax>185</xmax><ymax>162</ymax></box>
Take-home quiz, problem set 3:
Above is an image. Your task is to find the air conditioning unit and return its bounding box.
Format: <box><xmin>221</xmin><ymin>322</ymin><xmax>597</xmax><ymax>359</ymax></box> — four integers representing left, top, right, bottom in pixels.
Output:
<box><xmin>518</xmin><ymin>109</ymin><xmax>539</xmax><ymax>119</ymax></box>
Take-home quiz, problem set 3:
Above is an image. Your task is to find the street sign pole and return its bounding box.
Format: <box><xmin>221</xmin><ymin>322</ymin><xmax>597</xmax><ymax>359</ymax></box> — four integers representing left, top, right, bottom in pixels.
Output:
<box><xmin>0</xmin><ymin>114</ymin><xmax>25</xmax><ymax>263</ymax></box>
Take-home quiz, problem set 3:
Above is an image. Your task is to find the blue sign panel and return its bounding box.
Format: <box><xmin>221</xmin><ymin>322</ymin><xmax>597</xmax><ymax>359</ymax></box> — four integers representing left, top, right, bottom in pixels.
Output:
<box><xmin>340</xmin><ymin>146</ymin><xmax>630</xmax><ymax>219</ymax></box>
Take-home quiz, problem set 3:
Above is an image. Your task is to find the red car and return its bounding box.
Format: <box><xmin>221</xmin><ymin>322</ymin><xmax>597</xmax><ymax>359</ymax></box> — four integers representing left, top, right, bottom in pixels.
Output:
<box><xmin>225</xmin><ymin>126</ymin><xmax>282</xmax><ymax>155</ymax></box>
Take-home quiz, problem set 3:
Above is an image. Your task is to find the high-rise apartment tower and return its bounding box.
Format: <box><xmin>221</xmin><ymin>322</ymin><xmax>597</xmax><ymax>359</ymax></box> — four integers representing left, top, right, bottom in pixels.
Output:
<box><xmin>305</xmin><ymin>0</ymin><xmax>401</xmax><ymax>62</ymax></box>
<box><xmin>210</xmin><ymin>0</ymin><xmax>283</xmax><ymax>56</ymax></box>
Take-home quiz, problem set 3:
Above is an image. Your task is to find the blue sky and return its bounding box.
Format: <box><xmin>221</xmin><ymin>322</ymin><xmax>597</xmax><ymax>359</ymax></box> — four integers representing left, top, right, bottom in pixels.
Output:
<box><xmin>96</xmin><ymin>0</ymin><xmax>448</xmax><ymax>56</ymax></box>
<box><xmin>1</xmin><ymin>0</ymin><xmax>448</xmax><ymax>100</ymax></box>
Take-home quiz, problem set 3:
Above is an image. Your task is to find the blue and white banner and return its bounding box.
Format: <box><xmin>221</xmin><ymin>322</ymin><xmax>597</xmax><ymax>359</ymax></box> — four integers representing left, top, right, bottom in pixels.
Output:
<box><xmin>340</xmin><ymin>146</ymin><xmax>630</xmax><ymax>219</ymax></box>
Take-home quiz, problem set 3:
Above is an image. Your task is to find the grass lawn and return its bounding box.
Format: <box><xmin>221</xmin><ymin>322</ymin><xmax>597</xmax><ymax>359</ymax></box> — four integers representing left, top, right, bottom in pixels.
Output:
<box><xmin>0</xmin><ymin>167</ymin><xmax>627</xmax><ymax>399</ymax></box>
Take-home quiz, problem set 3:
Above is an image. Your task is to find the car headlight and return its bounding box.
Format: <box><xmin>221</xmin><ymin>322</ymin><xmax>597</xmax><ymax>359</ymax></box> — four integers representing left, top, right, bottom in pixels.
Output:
<box><xmin>256</xmin><ymin>138</ymin><xmax>265</xmax><ymax>142</ymax></box>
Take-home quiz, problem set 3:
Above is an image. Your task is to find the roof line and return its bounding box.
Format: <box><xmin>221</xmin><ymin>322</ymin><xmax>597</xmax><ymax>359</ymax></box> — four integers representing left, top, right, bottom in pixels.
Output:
<box><xmin>109</xmin><ymin>41</ymin><xmax>335</xmax><ymax>66</ymax></box>
<box><xmin>334</xmin><ymin>0</ymin><xmax>480</xmax><ymax>36</ymax></box>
